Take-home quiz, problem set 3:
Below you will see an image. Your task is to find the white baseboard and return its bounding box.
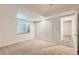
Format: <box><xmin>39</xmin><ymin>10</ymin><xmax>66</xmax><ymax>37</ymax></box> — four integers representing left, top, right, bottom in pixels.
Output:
<box><xmin>0</xmin><ymin>38</ymin><xmax>35</xmax><ymax>48</ymax></box>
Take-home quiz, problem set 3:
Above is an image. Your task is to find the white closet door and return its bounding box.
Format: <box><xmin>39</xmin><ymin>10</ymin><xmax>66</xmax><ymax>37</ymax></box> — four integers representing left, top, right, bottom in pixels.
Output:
<box><xmin>37</xmin><ymin>21</ymin><xmax>52</xmax><ymax>41</ymax></box>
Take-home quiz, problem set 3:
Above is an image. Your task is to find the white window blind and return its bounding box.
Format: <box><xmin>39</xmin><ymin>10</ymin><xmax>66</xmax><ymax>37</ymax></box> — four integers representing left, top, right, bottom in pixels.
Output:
<box><xmin>17</xmin><ymin>19</ymin><xmax>30</xmax><ymax>34</ymax></box>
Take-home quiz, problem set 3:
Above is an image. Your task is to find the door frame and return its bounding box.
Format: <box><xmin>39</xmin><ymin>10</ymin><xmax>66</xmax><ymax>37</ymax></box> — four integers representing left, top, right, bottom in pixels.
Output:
<box><xmin>60</xmin><ymin>15</ymin><xmax>75</xmax><ymax>41</ymax></box>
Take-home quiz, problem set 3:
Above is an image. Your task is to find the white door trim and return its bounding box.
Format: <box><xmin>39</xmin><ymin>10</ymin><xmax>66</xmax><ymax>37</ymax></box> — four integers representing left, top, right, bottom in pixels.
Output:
<box><xmin>60</xmin><ymin>15</ymin><xmax>75</xmax><ymax>41</ymax></box>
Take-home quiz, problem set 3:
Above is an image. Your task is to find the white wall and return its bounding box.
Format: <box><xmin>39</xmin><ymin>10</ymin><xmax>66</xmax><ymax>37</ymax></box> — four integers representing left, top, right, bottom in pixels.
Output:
<box><xmin>0</xmin><ymin>5</ymin><xmax>35</xmax><ymax>47</ymax></box>
<box><xmin>37</xmin><ymin>21</ymin><xmax>52</xmax><ymax>41</ymax></box>
<box><xmin>37</xmin><ymin>17</ymin><xmax>60</xmax><ymax>41</ymax></box>
<box><xmin>0</xmin><ymin>15</ymin><xmax>16</xmax><ymax>47</ymax></box>
<box><xmin>52</xmin><ymin>17</ymin><xmax>60</xmax><ymax>41</ymax></box>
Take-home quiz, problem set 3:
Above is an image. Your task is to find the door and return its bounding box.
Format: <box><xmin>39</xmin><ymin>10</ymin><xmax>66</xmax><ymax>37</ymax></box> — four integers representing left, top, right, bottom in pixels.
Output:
<box><xmin>61</xmin><ymin>14</ymin><xmax>77</xmax><ymax>54</ymax></box>
<box><xmin>61</xmin><ymin>15</ymin><xmax>74</xmax><ymax>41</ymax></box>
<box><xmin>63</xmin><ymin>20</ymin><xmax>72</xmax><ymax>40</ymax></box>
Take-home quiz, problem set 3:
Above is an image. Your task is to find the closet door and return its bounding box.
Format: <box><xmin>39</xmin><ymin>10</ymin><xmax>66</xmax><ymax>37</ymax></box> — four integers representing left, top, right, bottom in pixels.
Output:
<box><xmin>37</xmin><ymin>20</ymin><xmax>52</xmax><ymax>41</ymax></box>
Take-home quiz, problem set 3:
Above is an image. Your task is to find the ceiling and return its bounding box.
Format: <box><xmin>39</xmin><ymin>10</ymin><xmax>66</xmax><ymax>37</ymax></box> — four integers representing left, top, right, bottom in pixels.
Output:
<box><xmin>20</xmin><ymin>4</ymin><xmax>79</xmax><ymax>17</ymax></box>
<box><xmin>20</xmin><ymin>4</ymin><xmax>67</xmax><ymax>14</ymax></box>
<box><xmin>0</xmin><ymin>4</ymin><xmax>79</xmax><ymax>21</ymax></box>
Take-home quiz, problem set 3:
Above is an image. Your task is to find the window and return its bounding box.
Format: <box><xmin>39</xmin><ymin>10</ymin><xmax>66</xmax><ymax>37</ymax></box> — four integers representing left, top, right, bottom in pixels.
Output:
<box><xmin>17</xmin><ymin>19</ymin><xmax>30</xmax><ymax>34</ymax></box>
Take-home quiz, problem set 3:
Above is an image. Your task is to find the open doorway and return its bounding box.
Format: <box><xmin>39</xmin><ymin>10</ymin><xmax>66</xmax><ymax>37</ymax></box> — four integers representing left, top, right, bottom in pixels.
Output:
<box><xmin>61</xmin><ymin>15</ymin><xmax>75</xmax><ymax>48</ymax></box>
<box><xmin>61</xmin><ymin>15</ymin><xmax>74</xmax><ymax>41</ymax></box>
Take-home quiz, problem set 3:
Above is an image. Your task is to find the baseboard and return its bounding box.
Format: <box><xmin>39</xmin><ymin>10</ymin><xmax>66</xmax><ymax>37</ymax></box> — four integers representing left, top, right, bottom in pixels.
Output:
<box><xmin>0</xmin><ymin>38</ymin><xmax>35</xmax><ymax>48</ymax></box>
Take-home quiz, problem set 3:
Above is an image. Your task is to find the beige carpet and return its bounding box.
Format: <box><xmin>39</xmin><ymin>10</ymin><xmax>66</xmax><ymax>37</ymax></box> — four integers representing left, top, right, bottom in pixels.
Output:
<box><xmin>0</xmin><ymin>39</ymin><xmax>55</xmax><ymax>55</ymax></box>
<box><xmin>0</xmin><ymin>39</ymin><xmax>76</xmax><ymax>55</ymax></box>
<box><xmin>30</xmin><ymin>45</ymin><xmax>75</xmax><ymax>55</ymax></box>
